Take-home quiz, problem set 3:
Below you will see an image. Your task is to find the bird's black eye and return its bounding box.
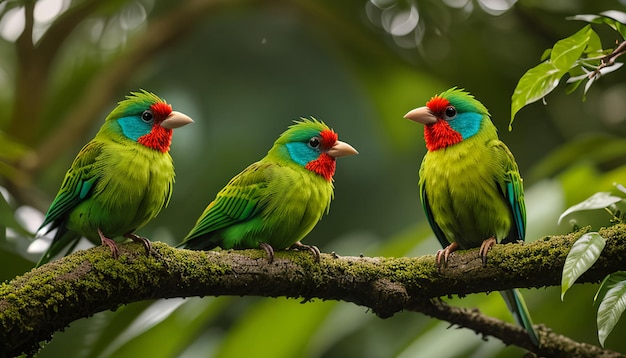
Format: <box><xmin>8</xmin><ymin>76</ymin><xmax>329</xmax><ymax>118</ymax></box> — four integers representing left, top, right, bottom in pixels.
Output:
<box><xmin>443</xmin><ymin>106</ymin><xmax>457</xmax><ymax>120</ymax></box>
<box><xmin>308</xmin><ymin>137</ymin><xmax>321</xmax><ymax>148</ymax></box>
<box><xmin>141</xmin><ymin>110</ymin><xmax>154</xmax><ymax>123</ymax></box>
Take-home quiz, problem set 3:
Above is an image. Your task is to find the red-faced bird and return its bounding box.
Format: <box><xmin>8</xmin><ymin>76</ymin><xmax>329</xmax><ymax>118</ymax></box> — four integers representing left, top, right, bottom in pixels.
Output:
<box><xmin>36</xmin><ymin>90</ymin><xmax>193</xmax><ymax>266</ymax></box>
<box><xmin>405</xmin><ymin>88</ymin><xmax>539</xmax><ymax>346</ymax></box>
<box><xmin>177</xmin><ymin>118</ymin><xmax>357</xmax><ymax>263</ymax></box>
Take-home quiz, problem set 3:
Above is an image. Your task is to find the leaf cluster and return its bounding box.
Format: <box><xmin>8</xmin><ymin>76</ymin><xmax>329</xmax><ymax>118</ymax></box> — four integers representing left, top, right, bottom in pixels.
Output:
<box><xmin>560</xmin><ymin>185</ymin><xmax>626</xmax><ymax>346</ymax></box>
<box><xmin>510</xmin><ymin>11</ymin><xmax>626</xmax><ymax>128</ymax></box>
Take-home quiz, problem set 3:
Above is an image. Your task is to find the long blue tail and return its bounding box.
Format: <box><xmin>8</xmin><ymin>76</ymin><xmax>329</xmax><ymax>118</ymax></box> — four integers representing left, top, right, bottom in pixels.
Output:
<box><xmin>499</xmin><ymin>289</ymin><xmax>539</xmax><ymax>346</ymax></box>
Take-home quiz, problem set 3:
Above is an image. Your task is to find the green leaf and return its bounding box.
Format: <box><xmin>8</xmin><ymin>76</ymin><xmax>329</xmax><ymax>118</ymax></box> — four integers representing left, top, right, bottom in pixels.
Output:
<box><xmin>567</xmin><ymin>14</ymin><xmax>607</xmax><ymax>24</ymax></box>
<box><xmin>558</xmin><ymin>192</ymin><xmax>623</xmax><ymax>225</ymax></box>
<box><xmin>595</xmin><ymin>272</ymin><xmax>626</xmax><ymax>305</ymax></box>
<box><xmin>569</xmin><ymin>11</ymin><xmax>626</xmax><ymax>39</ymax></box>
<box><xmin>585</xmin><ymin>28</ymin><xmax>603</xmax><ymax>55</ymax></box>
<box><xmin>510</xmin><ymin>61</ymin><xmax>563</xmax><ymax>129</ymax></box>
<box><xmin>597</xmin><ymin>278</ymin><xmax>626</xmax><ymax>346</ymax></box>
<box><xmin>550</xmin><ymin>25</ymin><xmax>592</xmax><ymax>71</ymax></box>
<box><xmin>600</xmin><ymin>10</ymin><xmax>626</xmax><ymax>39</ymax></box>
<box><xmin>561</xmin><ymin>232</ymin><xmax>605</xmax><ymax>300</ymax></box>
<box><xmin>510</xmin><ymin>25</ymin><xmax>597</xmax><ymax>127</ymax></box>
<box><xmin>600</xmin><ymin>10</ymin><xmax>626</xmax><ymax>24</ymax></box>
<box><xmin>614</xmin><ymin>23</ymin><xmax>626</xmax><ymax>40</ymax></box>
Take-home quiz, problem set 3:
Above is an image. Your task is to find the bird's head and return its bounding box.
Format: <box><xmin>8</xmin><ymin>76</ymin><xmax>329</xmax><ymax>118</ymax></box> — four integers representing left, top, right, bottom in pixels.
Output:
<box><xmin>107</xmin><ymin>90</ymin><xmax>193</xmax><ymax>153</ymax></box>
<box><xmin>404</xmin><ymin>88</ymin><xmax>490</xmax><ymax>151</ymax></box>
<box><xmin>274</xmin><ymin>118</ymin><xmax>358</xmax><ymax>181</ymax></box>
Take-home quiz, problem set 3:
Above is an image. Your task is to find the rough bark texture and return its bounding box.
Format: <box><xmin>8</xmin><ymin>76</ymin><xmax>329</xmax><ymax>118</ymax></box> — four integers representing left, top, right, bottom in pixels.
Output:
<box><xmin>1</xmin><ymin>225</ymin><xmax>625</xmax><ymax>357</ymax></box>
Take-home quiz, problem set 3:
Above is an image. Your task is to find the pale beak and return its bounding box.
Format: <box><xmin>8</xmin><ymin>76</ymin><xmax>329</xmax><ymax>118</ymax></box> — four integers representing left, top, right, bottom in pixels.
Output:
<box><xmin>160</xmin><ymin>111</ymin><xmax>194</xmax><ymax>129</ymax></box>
<box><xmin>327</xmin><ymin>140</ymin><xmax>358</xmax><ymax>158</ymax></box>
<box><xmin>404</xmin><ymin>106</ymin><xmax>437</xmax><ymax>125</ymax></box>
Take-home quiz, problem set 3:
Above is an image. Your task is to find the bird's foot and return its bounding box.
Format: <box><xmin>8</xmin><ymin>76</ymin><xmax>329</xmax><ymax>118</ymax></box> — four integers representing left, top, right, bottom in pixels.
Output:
<box><xmin>479</xmin><ymin>237</ymin><xmax>496</xmax><ymax>267</ymax></box>
<box><xmin>124</xmin><ymin>232</ymin><xmax>152</xmax><ymax>257</ymax></box>
<box><xmin>98</xmin><ymin>228</ymin><xmax>119</xmax><ymax>259</ymax></box>
<box><xmin>290</xmin><ymin>241</ymin><xmax>321</xmax><ymax>263</ymax></box>
<box><xmin>259</xmin><ymin>242</ymin><xmax>275</xmax><ymax>263</ymax></box>
<box><xmin>436</xmin><ymin>242</ymin><xmax>458</xmax><ymax>271</ymax></box>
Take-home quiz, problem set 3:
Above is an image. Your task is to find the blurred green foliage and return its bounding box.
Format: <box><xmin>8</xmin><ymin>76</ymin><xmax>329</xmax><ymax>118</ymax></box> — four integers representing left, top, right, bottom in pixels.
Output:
<box><xmin>2</xmin><ymin>0</ymin><xmax>626</xmax><ymax>357</ymax></box>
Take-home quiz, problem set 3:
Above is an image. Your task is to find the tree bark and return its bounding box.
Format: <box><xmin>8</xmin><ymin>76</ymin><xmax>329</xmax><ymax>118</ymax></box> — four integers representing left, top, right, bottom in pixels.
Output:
<box><xmin>1</xmin><ymin>225</ymin><xmax>625</xmax><ymax>357</ymax></box>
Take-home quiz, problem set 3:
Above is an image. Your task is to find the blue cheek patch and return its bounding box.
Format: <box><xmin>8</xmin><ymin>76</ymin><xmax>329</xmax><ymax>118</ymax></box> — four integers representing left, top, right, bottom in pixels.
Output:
<box><xmin>448</xmin><ymin>112</ymin><xmax>482</xmax><ymax>140</ymax></box>
<box><xmin>117</xmin><ymin>116</ymin><xmax>153</xmax><ymax>141</ymax></box>
<box><xmin>285</xmin><ymin>142</ymin><xmax>318</xmax><ymax>166</ymax></box>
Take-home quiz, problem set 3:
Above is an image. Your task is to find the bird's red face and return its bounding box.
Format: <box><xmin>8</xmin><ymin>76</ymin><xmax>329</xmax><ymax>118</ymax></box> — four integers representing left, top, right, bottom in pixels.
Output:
<box><xmin>304</xmin><ymin>129</ymin><xmax>358</xmax><ymax>181</ymax></box>
<box><xmin>304</xmin><ymin>129</ymin><xmax>339</xmax><ymax>181</ymax></box>
<box><xmin>137</xmin><ymin>102</ymin><xmax>173</xmax><ymax>153</ymax></box>
<box><xmin>405</xmin><ymin>95</ymin><xmax>463</xmax><ymax>151</ymax></box>
<box><xmin>138</xmin><ymin>102</ymin><xmax>193</xmax><ymax>153</ymax></box>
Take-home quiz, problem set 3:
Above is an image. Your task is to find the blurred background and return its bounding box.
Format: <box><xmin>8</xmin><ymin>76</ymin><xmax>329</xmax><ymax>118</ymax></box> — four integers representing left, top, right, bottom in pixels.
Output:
<box><xmin>2</xmin><ymin>0</ymin><xmax>626</xmax><ymax>356</ymax></box>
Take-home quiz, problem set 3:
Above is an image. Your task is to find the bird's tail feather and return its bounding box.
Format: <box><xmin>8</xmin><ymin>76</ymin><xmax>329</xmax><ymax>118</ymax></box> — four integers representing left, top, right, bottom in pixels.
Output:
<box><xmin>35</xmin><ymin>228</ymin><xmax>81</xmax><ymax>267</ymax></box>
<box><xmin>499</xmin><ymin>289</ymin><xmax>539</xmax><ymax>346</ymax></box>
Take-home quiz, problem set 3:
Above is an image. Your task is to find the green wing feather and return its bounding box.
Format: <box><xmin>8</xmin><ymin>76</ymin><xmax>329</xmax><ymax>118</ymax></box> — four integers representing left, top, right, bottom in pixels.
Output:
<box><xmin>492</xmin><ymin>140</ymin><xmax>526</xmax><ymax>243</ymax></box>
<box><xmin>39</xmin><ymin>141</ymin><xmax>102</xmax><ymax>231</ymax></box>
<box><xmin>177</xmin><ymin>162</ymin><xmax>270</xmax><ymax>250</ymax></box>
<box><xmin>419</xmin><ymin>183</ymin><xmax>449</xmax><ymax>248</ymax></box>
<box><xmin>36</xmin><ymin>141</ymin><xmax>103</xmax><ymax>266</ymax></box>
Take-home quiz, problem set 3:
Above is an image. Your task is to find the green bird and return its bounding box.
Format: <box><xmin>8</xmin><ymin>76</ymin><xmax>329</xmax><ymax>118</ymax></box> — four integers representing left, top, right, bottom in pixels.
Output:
<box><xmin>404</xmin><ymin>88</ymin><xmax>539</xmax><ymax>346</ymax></box>
<box><xmin>35</xmin><ymin>90</ymin><xmax>193</xmax><ymax>267</ymax></box>
<box><xmin>177</xmin><ymin>118</ymin><xmax>357</xmax><ymax>262</ymax></box>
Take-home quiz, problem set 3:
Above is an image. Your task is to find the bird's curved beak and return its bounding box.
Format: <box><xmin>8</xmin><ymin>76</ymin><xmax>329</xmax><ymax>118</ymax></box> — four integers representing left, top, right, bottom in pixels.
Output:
<box><xmin>160</xmin><ymin>111</ymin><xmax>194</xmax><ymax>129</ymax></box>
<box><xmin>327</xmin><ymin>140</ymin><xmax>358</xmax><ymax>158</ymax></box>
<box><xmin>404</xmin><ymin>106</ymin><xmax>437</xmax><ymax>125</ymax></box>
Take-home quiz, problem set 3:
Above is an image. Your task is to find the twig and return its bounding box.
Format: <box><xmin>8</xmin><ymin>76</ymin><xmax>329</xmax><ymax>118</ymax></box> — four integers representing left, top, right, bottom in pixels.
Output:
<box><xmin>589</xmin><ymin>40</ymin><xmax>626</xmax><ymax>79</ymax></box>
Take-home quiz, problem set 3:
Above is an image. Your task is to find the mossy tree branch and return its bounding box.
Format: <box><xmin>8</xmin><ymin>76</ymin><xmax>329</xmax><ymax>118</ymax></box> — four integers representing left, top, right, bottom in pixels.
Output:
<box><xmin>2</xmin><ymin>225</ymin><xmax>626</xmax><ymax>357</ymax></box>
